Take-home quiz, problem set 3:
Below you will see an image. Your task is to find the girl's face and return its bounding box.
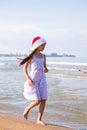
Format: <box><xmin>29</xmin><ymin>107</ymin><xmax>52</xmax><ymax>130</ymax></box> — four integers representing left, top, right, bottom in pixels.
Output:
<box><xmin>37</xmin><ymin>43</ymin><xmax>46</xmax><ymax>51</ymax></box>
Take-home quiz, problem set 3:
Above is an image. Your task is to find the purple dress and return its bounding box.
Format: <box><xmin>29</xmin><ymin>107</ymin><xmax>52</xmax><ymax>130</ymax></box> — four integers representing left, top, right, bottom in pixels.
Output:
<box><xmin>23</xmin><ymin>54</ymin><xmax>48</xmax><ymax>100</ymax></box>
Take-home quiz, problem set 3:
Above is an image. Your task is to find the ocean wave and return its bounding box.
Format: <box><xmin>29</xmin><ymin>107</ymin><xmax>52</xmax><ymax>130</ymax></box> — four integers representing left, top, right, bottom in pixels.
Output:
<box><xmin>0</xmin><ymin>62</ymin><xmax>6</xmax><ymax>66</ymax></box>
<box><xmin>47</xmin><ymin>73</ymin><xmax>87</xmax><ymax>79</ymax></box>
<box><xmin>47</xmin><ymin>61</ymin><xmax>87</xmax><ymax>66</ymax></box>
<box><xmin>48</xmin><ymin>66</ymin><xmax>76</xmax><ymax>71</ymax></box>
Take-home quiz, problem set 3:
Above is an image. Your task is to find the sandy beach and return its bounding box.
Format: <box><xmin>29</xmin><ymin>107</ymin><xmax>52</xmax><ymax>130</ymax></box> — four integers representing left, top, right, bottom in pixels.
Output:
<box><xmin>0</xmin><ymin>113</ymin><xmax>72</xmax><ymax>130</ymax></box>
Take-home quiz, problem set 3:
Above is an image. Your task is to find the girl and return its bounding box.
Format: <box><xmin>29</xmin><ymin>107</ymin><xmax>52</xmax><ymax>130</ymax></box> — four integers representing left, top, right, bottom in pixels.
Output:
<box><xmin>19</xmin><ymin>36</ymin><xmax>48</xmax><ymax>125</ymax></box>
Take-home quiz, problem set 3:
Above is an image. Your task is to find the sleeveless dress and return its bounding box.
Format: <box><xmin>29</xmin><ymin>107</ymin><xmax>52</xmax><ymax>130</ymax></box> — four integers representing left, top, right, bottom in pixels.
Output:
<box><xmin>23</xmin><ymin>54</ymin><xmax>48</xmax><ymax>100</ymax></box>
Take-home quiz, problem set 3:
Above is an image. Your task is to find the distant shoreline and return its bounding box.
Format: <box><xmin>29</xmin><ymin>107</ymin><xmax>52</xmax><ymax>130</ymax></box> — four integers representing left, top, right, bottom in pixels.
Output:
<box><xmin>0</xmin><ymin>53</ymin><xmax>76</xmax><ymax>58</ymax></box>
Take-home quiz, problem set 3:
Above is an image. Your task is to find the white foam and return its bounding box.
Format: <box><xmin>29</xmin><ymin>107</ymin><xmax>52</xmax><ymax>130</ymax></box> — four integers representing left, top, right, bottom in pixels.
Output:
<box><xmin>0</xmin><ymin>62</ymin><xmax>5</xmax><ymax>66</ymax></box>
<box><xmin>47</xmin><ymin>61</ymin><xmax>87</xmax><ymax>66</ymax></box>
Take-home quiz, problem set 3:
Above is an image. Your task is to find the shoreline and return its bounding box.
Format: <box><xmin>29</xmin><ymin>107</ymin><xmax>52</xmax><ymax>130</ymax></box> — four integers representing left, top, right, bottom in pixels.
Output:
<box><xmin>0</xmin><ymin>112</ymin><xmax>73</xmax><ymax>130</ymax></box>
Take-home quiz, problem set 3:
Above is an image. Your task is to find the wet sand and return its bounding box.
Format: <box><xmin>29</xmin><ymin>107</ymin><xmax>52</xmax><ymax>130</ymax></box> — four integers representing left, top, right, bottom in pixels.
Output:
<box><xmin>0</xmin><ymin>113</ymin><xmax>72</xmax><ymax>130</ymax></box>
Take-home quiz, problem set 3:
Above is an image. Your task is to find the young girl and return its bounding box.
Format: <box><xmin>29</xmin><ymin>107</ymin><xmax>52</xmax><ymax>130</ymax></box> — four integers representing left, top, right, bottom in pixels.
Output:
<box><xmin>19</xmin><ymin>36</ymin><xmax>48</xmax><ymax>125</ymax></box>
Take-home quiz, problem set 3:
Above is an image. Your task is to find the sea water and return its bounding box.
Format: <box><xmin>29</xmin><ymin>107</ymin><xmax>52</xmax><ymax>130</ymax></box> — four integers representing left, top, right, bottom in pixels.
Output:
<box><xmin>0</xmin><ymin>56</ymin><xmax>87</xmax><ymax>129</ymax></box>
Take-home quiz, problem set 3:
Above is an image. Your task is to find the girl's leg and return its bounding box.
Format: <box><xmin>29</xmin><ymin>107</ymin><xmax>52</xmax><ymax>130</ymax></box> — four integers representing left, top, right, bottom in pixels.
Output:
<box><xmin>23</xmin><ymin>100</ymin><xmax>40</xmax><ymax>120</ymax></box>
<box><xmin>37</xmin><ymin>100</ymin><xmax>46</xmax><ymax>125</ymax></box>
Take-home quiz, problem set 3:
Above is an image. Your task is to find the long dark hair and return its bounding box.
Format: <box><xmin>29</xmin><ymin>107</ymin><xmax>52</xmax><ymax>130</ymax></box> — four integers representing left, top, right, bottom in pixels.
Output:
<box><xmin>19</xmin><ymin>49</ymin><xmax>36</xmax><ymax>66</ymax></box>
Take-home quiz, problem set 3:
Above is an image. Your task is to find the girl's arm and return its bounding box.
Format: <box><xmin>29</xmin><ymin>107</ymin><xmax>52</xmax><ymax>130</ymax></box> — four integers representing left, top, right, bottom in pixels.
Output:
<box><xmin>23</xmin><ymin>59</ymin><xmax>33</xmax><ymax>86</ymax></box>
<box><xmin>44</xmin><ymin>55</ymin><xmax>48</xmax><ymax>73</ymax></box>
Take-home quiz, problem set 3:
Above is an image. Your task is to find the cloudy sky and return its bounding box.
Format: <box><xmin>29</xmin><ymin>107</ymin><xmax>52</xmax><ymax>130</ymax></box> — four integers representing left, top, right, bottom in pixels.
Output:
<box><xmin>0</xmin><ymin>0</ymin><xmax>87</xmax><ymax>57</ymax></box>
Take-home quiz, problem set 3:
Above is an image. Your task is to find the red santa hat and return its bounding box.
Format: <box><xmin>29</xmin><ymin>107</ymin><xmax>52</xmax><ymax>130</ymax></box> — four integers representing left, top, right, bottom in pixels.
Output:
<box><xmin>30</xmin><ymin>36</ymin><xmax>46</xmax><ymax>51</ymax></box>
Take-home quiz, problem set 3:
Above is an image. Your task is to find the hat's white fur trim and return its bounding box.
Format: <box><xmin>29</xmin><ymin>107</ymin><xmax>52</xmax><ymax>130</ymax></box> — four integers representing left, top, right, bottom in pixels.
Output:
<box><xmin>30</xmin><ymin>38</ymin><xmax>46</xmax><ymax>51</ymax></box>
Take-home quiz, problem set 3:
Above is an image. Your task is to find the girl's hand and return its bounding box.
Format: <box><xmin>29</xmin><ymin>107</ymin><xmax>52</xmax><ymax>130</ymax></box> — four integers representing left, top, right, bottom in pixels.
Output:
<box><xmin>44</xmin><ymin>67</ymin><xmax>48</xmax><ymax>73</ymax></box>
<box><xmin>28</xmin><ymin>79</ymin><xmax>33</xmax><ymax>87</ymax></box>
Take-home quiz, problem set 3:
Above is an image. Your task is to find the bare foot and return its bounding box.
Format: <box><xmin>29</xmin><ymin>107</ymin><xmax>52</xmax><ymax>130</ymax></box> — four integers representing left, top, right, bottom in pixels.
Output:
<box><xmin>23</xmin><ymin>108</ymin><xmax>29</xmax><ymax>120</ymax></box>
<box><xmin>37</xmin><ymin>120</ymin><xmax>45</xmax><ymax>126</ymax></box>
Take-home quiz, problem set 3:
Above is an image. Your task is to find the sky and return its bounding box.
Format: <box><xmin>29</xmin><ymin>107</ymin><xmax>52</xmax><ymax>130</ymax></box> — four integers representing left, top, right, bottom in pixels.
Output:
<box><xmin>0</xmin><ymin>0</ymin><xmax>87</xmax><ymax>57</ymax></box>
